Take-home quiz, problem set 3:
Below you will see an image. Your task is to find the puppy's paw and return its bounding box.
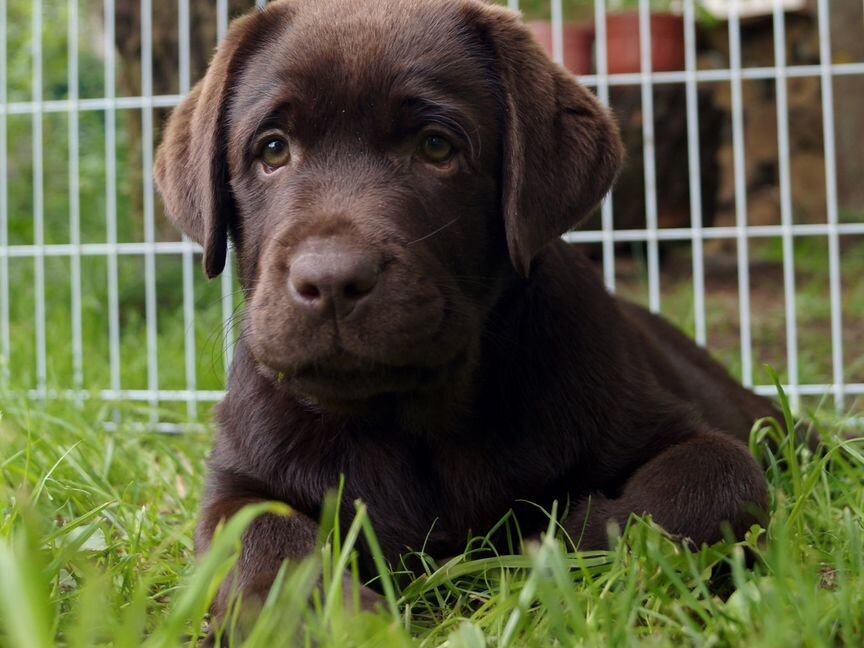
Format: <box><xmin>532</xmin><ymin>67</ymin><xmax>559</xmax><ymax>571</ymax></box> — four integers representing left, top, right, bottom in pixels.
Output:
<box><xmin>341</xmin><ymin>573</ymin><xmax>383</xmax><ymax>613</ymax></box>
<box><xmin>566</xmin><ymin>495</ymin><xmax>620</xmax><ymax>551</ymax></box>
<box><xmin>200</xmin><ymin>631</ymin><xmax>214</xmax><ymax>647</ymax></box>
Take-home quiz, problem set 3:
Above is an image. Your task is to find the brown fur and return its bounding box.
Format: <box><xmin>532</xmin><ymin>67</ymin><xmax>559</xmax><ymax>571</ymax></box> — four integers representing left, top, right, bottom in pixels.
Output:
<box><xmin>155</xmin><ymin>0</ymin><xmax>774</xmax><ymax>635</ymax></box>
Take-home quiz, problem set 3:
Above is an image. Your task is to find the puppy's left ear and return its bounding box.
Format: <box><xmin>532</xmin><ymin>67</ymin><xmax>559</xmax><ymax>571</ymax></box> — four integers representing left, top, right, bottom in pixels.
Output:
<box><xmin>465</xmin><ymin>3</ymin><xmax>624</xmax><ymax>276</ymax></box>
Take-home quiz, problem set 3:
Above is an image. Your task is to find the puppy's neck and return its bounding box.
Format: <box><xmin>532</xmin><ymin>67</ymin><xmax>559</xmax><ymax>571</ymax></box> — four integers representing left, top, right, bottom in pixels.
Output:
<box><xmin>395</xmin><ymin>358</ymin><xmax>480</xmax><ymax>438</ymax></box>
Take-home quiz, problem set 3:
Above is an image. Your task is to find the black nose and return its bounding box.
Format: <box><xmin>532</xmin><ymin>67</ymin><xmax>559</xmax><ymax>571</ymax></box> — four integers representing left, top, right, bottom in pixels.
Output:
<box><xmin>288</xmin><ymin>240</ymin><xmax>379</xmax><ymax>318</ymax></box>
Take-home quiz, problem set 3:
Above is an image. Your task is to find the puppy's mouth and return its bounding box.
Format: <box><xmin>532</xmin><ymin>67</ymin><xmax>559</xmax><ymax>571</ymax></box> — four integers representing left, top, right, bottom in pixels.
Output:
<box><xmin>264</xmin><ymin>350</ymin><xmax>469</xmax><ymax>408</ymax></box>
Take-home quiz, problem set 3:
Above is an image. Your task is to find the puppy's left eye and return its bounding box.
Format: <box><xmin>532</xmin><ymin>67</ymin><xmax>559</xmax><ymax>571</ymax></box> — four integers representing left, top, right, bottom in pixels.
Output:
<box><xmin>419</xmin><ymin>134</ymin><xmax>455</xmax><ymax>164</ymax></box>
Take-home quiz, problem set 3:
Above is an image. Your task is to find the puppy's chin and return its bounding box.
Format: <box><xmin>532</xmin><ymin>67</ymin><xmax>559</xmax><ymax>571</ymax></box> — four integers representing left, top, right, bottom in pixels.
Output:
<box><xmin>256</xmin><ymin>350</ymin><xmax>472</xmax><ymax>415</ymax></box>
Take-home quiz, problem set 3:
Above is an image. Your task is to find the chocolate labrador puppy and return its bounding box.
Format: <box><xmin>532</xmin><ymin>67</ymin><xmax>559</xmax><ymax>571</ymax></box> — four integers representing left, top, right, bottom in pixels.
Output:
<box><xmin>155</xmin><ymin>0</ymin><xmax>775</xmax><ymax>630</ymax></box>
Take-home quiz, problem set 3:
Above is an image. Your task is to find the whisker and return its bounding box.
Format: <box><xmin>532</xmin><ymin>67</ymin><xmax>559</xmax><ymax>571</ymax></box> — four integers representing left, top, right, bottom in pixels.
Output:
<box><xmin>406</xmin><ymin>216</ymin><xmax>461</xmax><ymax>247</ymax></box>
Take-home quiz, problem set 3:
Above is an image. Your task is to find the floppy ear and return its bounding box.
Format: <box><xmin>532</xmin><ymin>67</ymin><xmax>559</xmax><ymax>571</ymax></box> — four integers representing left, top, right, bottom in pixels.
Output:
<box><xmin>465</xmin><ymin>3</ymin><xmax>624</xmax><ymax>276</ymax></box>
<box><xmin>154</xmin><ymin>4</ymin><xmax>293</xmax><ymax>279</ymax></box>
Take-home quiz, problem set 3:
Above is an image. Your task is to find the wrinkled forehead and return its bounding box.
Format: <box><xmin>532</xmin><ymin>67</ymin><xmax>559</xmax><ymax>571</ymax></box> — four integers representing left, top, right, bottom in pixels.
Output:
<box><xmin>229</xmin><ymin>0</ymin><xmax>500</xmax><ymax>136</ymax></box>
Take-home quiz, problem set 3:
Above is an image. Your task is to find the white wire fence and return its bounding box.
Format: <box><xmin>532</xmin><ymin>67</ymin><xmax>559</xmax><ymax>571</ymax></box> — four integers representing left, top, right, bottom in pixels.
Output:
<box><xmin>1</xmin><ymin>0</ymin><xmax>862</xmax><ymax>431</ymax></box>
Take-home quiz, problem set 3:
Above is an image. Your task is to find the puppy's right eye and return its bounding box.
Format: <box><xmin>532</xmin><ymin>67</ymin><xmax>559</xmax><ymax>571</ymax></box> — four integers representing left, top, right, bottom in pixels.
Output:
<box><xmin>260</xmin><ymin>138</ymin><xmax>290</xmax><ymax>172</ymax></box>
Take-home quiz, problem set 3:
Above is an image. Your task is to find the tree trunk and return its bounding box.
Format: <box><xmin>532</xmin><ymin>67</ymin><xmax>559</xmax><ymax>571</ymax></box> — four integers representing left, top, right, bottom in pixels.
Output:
<box><xmin>111</xmin><ymin>1</ymin><xmax>255</xmax><ymax>238</ymax></box>
<box><xmin>829</xmin><ymin>0</ymin><xmax>864</xmax><ymax>213</ymax></box>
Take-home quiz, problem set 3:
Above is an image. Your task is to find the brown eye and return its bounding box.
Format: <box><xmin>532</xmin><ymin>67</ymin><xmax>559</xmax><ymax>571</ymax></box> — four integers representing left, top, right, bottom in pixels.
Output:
<box><xmin>261</xmin><ymin>138</ymin><xmax>290</xmax><ymax>171</ymax></box>
<box><xmin>420</xmin><ymin>134</ymin><xmax>455</xmax><ymax>164</ymax></box>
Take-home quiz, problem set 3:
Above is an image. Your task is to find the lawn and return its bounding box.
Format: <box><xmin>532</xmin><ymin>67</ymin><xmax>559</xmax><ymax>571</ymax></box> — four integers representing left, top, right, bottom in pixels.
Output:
<box><xmin>1</xmin><ymin>376</ymin><xmax>863</xmax><ymax>647</ymax></box>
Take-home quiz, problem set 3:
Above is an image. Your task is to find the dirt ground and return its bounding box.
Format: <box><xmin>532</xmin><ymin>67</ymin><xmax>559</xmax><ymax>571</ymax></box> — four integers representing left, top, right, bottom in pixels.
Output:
<box><xmin>604</xmin><ymin>237</ymin><xmax>864</xmax><ymax>415</ymax></box>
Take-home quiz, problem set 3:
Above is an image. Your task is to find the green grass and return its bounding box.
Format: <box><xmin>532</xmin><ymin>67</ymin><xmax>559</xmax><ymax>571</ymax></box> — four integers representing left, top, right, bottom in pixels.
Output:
<box><xmin>1</xmin><ymin>387</ymin><xmax>863</xmax><ymax>647</ymax></box>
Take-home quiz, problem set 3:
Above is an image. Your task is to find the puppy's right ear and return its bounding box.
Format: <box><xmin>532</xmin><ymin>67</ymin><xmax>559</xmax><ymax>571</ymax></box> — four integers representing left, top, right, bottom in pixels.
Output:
<box><xmin>154</xmin><ymin>4</ymin><xmax>293</xmax><ymax>279</ymax></box>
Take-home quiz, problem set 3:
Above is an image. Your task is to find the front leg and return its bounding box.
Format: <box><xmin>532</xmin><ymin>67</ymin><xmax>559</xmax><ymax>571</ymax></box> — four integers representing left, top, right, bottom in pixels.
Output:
<box><xmin>197</xmin><ymin>490</ymin><xmax>380</xmax><ymax>643</ymax></box>
<box><xmin>568</xmin><ymin>430</ymin><xmax>769</xmax><ymax>550</ymax></box>
<box><xmin>197</xmin><ymin>493</ymin><xmax>319</xmax><ymax>636</ymax></box>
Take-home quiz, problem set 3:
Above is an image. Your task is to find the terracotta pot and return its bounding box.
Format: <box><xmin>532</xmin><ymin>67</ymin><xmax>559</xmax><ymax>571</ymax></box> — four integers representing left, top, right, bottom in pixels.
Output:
<box><xmin>604</xmin><ymin>12</ymin><xmax>685</xmax><ymax>74</ymax></box>
<box><xmin>527</xmin><ymin>21</ymin><xmax>596</xmax><ymax>76</ymax></box>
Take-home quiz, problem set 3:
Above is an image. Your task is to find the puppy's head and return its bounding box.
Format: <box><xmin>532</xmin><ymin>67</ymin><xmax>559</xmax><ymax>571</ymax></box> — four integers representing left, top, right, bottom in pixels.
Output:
<box><xmin>155</xmin><ymin>0</ymin><xmax>622</xmax><ymax>412</ymax></box>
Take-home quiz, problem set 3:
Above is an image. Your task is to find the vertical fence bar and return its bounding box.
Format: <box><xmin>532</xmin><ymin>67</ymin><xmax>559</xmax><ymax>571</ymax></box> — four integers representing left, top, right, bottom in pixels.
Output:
<box><xmin>69</xmin><ymin>0</ymin><xmax>84</xmax><ymax>400</ymax></box>
<box><xmin>0</xmin><ymin>0</ymin><xmax>8</xmax><ymax>384</ymax></box>
<box><xmin>817</xmin><ymin>0</ymin><xmax>845</xmax><ymax>412</ymax></box>
<box><xmin>595</xmin><ymin>0</ymin><xmax>616</xmax><ymax>292</ymax></box>
<box><xmin>217</xmin><ymin>0</ymin><xmax>235</xmax><ymax>381</ymax></box>
<box><xmin>221</xmin><ymin>258</ymin><xmax>235</xmax><ymax>381</ymax></box>
<box><xmin>217</xmin><ymin>0</ymin><xmax>229</xmax><ymax>39</ymax></box>
<box><xmin>729</xmin><ymin>0</ymin><xmax>754</xmax><ymax>387</ymax></box>
<box><xmin>683</xmin><ymin>0</ymin><xmax>707</xmax><ymax>345</ymax></box>
<box><xmin>33</xmin><ymin>0</ymin><xmax>47</xmax><ymax>396</ymax></box>
<box><xmin>639</xmin><ymin>0</ymin><xmax>661</xmax><ymax>313</ymax></box>
<box><xmin>141</xmin><ymin>0</ymin><xmax>159</xmax><ymax>423</ymax></box>
<box><xmin>179</xmin><ymin>0</ymin><xmax>198</xmax><ymax>419</ymax></box>
<box><xmin>105</xmin><ymin>0</ymin><xmax>121</xmax><ymax>401</ymax></box>
<box><xmin>221</xmin><ymin>259</ymin><xmax>235</xmax><ymax>382</ymax></box>
<box><xmin>507</xmin><ymin>0</ymin><xmax>519</xmax><ymax>10</ymax></box>
<box><xmin>551</xmin><ymin>0</ymin><xmax>564</xmax><ymax>65</ymax></box>
<box><xmin>773</xmin><ymin>0</ymin><xmax>800</xmax><ymax>409</ymax></box>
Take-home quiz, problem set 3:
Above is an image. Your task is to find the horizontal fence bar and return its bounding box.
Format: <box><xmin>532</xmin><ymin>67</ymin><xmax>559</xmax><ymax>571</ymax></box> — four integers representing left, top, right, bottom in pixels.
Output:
<box><xmin>0</xmin><ymin>94</ymin><xmax>185</xmax><ymax>115</ymax></box>
<box><xmin>1</xmin><ymin>242</ymin><xmax>222</xmax><ymax>256</ymax></box>
<box><xmin>752</xmin><ymin>384</ymin><xmax>864</xmax><ymax>398</ymax></box>
<box><xmin>104</xmin><ymin>413</ymin><xmax>864</xmax><ymax>436</ymax></box>
<box><xmin>25</xmin><ymin>388</ymin><xmax>225</xmax><ymax>401</ymax></box>
<box><xmin>17</xmin><ymin>383</ymin><xmax>864</xmax><ymax>404</ymax></box>
<box><xmin>103</xmin><ymin>421</ymin><xmax>208</xmax><ymax>434</ymax></box>
<box><xmin>3</xmin><ymin>61</ymin><xmax>864</xmax><ymax>116</ymax></box>
<box><xmin>563</xmin><ymin>224</ymin><xmax>864</xmax><ymax>243</ymax></box>
<box><xmin>2</xmin><ymin>223</ymin><xmax>862</xmax><ymax>259</ymax></box>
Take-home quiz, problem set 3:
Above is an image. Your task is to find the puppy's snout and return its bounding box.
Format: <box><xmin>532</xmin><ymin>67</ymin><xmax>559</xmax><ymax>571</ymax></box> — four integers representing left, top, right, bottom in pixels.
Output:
<box><xmin>288</xmin><ymin>239</ymin><xmax>380</xmax><ymax>319</ymax></box>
